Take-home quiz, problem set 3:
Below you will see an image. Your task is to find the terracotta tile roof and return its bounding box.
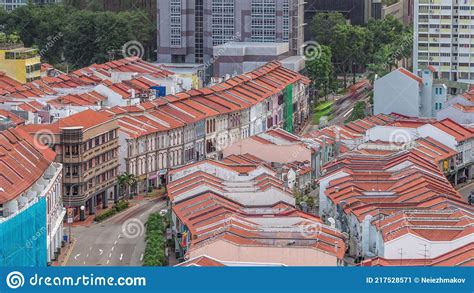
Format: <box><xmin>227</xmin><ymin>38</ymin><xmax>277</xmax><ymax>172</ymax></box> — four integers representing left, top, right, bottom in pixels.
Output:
<box><xmin>222</xmin><ymin>153</ymin><xmax>274</xmax><ymax>171</ymax></box>
<box><xmin>175</xmin><ymin>255</ymin><xmax>227</xmax><ymax>267</ymax></box>
<box><xmin>362</xmin><ymin>243</ymin><xmax>474</xmax><ymax>266</ymax></box>
<box><xmin>83</xmin><ymin>57</ymin><xmax>174</xmax><ymax>78</ymax></box>
<box><xmin>70</xmin><ymin>69</ymin><xmax>104</xmax><ymax>85</ymax></box>
<box><xmin>398</xmin><ymin>68</ymin><xmax>423</xmax><ymax>84</ymax></box>
<box><xmin>48</xmin><ymin>91</ymin><xmax>106</xmax><ymax>107</ymax></box>
<box><xmin>21</xmin><ymin>109</ymin><xmax>115</xmax><ymax>134</ymax></box>
<box><xmin>108</xmin><ymin>62</ymin><xmax>309</xmax><ymax>139</ymax></box>
<box><xmin>375</xmin><ymin>208</ymin><xmax>474</xmax><ymax>242</ymax></box>
<box><xmin>0</xmin><ymin>110</ymin><xmax>25</xmax><ymax>126</ymax></box>
<box><xmin>249</xmin><ymin>135</ymin><xmax>274</xmax><ymax>145</ymax></box>
<box><xmin>107</xmin><ymin>82</ymin><xmax>133</xmax><ymax>99</ymax></box>
<box><xmin>41</xmin><ymin>74</ymin><xmax>88</xmax><ymax>89</ymax></box>
<box><xmin>169</xmin><ymin>159</ymin><xmax>262</xmax><ymax>177</ymax></box>
<box><xmin>0</xmin><ymin>72</ymin><xmax>22</xmax><ymax>89</ymax></box>
<box><xmin>124</xmin><ymin>76</ymin><xmax>160</xmax><ymax>91</ymax></box>
<box><xmin>17</xmin><ymin>101</ymin><xmax>44</xmax><ymax>113</ymax></box>
<box><xmin>452</xmin><ymin>103</ymin><xmax>474</xmax><ymax>113</ymax></box>
<box><xmin>0</xmin><ymin>127</ymin><xmax>56</xmax><ymax>204</ymax></box>
<box><xmin>349</xmin><ymin>79</ymin><xmax>370</xmax><ymax>92</ymax></box>
<box><xmin>158</xmin><ymin>104</ymin><xmax>197</xmax><ymax>124</ymax></box>
<box><xmin>413</xmin><ymin>137</ymin><xmax>458</xmax><ymax>163</ymax></box>
<box><xmin>104</xmin><ymin>76</ymin><xmax>160</xmax><ymax>100</ymax></box>
<box><xmin>462</xmin><ymin>88</ymin><xmax>474</xmax><ymax>103</ymax></box>
<box><xmin>40</xmin><ymin>63</ymin><xmax>54</xmax><ymax>72</ymax></box>
<box><xmin>173</xmin><ymin>191</ymin><xmax>345</xmax><ymax>260</ymax></box>
<box><xmin>427</xmin><ymin>65</ymin><xmax>438</xmax><ymax>73</ymax></box>
<box><xmin>433</xmin><ymin>118</ymin><xmax>474</xmax><ymax>142</ymax></box>
<box><xmin>0</xmin><ymin>58</ymin><xmax>172</xmax><ymax>103</ymax></box>
<box><xmin>322</xmin><ymin>149</ymin><xmax>462</xmax><ymax>222</ymax></box>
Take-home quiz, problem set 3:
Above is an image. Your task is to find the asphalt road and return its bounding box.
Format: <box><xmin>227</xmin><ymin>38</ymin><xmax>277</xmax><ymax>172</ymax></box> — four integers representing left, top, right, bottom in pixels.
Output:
<box><xmin>300</xmin><ymin>89</ymin><xmax>373</xmax><ymax>135</ymax></box>
<box><xmin>65</xmin><ymin>198</ymin><xmax>167</xmax><ymax>266</ymax></box>
<box><xmin>458</xmin><ymin>181</ymin><xmax>474</xmax><ymax>203</ymax></box>
<box><xmin>329</xmin><ymin>91</ymin><xmax>372</xmax><ymax>127</ymax></box>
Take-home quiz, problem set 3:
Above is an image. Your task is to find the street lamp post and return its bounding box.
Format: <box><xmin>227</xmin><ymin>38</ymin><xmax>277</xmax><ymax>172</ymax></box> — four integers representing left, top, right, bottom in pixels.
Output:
<box><xmin>69</xmin><ymin>205</ymin><xmax>84</xmax><ymax>243</ymax></box>
<box><xmin>80</xmin><ymin>205</ymin><xmax>85</xmax><ymax>221</ymax></box>
<box><xmin>68</xmin><ymin>208</ymin><xmax>73</xmax><ymax>244</ymax></box>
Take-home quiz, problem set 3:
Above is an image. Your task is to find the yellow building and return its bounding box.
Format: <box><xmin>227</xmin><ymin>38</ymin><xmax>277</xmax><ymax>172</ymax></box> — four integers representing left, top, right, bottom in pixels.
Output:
<box><xmin>0</xmin><ymin>43</ymin><xmax>41</xmax><ymax>83</ymax></box>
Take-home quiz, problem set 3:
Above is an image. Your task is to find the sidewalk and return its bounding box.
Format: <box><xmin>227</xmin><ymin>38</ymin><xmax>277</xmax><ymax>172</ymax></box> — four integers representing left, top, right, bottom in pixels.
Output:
<box><xmin>134</xmin><ymin>188</ymin><xmax>167</xmax><ymax>201</ymax></box>
<box><xmin>68</xmin><ymin>203</ymin><xmax>113</xmax><ymax>228</ymax></box>
<box><xmin>456</xmin><ymin>179</ymin><xmax>474</xmax><ymax>191</ymax></box>
<box><xmin>69</xmin><ymin>198</ymin><xmax>146</xmax><ymax>228</ymax></box>
<box><xmin>168</xmin><ymin>252</ymin><xmax>179</xmax><ymax>266</ymax></box>
<box><xmin>50</xmin><ymin>238</ymin><xmax>75</xmax><ymax>266</ymax></box>
<box><xmin>456</xmin><ymin>180</ymin><xmax>474</xmax><ymax>202</ymax></box>
<box><xmin>70</xmin><ymin>215</ymin><xmax>95</xmax><ymax>227</ymax></box>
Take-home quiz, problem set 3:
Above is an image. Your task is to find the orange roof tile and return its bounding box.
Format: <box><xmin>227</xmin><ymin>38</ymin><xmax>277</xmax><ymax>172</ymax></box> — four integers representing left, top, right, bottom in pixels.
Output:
<box><xmin>398</xmin><ymin>68</ymin><xmax>423</xmax><ymax>84</ymax></box>
<box><xmin>0</xmin><ymin>128</ymin><xmax>56</xmax><ymax>204</ymax></box>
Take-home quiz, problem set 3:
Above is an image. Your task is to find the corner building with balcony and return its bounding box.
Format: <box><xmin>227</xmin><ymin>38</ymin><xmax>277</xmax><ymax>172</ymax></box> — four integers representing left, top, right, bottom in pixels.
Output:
<box><xmin>21</xmin><ymin>109</ymin><xmax>120</xmax><ymax>221</ymax></box>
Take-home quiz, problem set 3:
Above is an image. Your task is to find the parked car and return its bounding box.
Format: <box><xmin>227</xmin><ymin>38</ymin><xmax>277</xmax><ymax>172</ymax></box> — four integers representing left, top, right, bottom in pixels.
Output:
<box><xmin>469</xmin><ymin>192</ymin><xmax>474</xmax><ymax>205</ymax></box>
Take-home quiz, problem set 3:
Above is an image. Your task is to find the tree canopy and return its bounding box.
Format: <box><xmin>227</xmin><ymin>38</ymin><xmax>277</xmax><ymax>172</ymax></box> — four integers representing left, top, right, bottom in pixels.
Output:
<box><xmin>0</xmin><ymin>4</ymin><xmax>155</xmax><ymax>69</ymax></box>
<box><xmin>345</xmin><ymin>101</ymin><xmax>367</xmax><ymax>123</ymax></box>
<box><xmin>307</xmin><ymin>13</ymin><xmax>412</xmax><ymax>87</ymax></box>
<box><xmin>306</xmin><ymin>45</ymin><xmax>334</xmax><ymax>97</ymax></box>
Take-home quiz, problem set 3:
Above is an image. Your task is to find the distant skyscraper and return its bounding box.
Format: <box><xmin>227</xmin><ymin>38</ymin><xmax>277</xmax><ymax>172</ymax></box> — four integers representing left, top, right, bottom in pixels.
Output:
<box><xmin>156</xmin><ymin>0</ymin><xmax>305</xmax><ymax>71</ymax></box>
<box><xmin>413</xmin><ymin>0</ymin><xmax>474</xmax><ymax>83</ymax></box>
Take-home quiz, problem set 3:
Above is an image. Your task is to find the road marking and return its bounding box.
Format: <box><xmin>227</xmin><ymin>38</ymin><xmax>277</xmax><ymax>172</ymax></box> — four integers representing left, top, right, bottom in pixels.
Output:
<box><xmin>89</xmin><ymin>246</ymin><xmax>92</xmax><ymax>251</ymax></box>
<box><xmin>117</xmin><ymin>234</ymin><xmax>121</xmax><ymax>239</ymax></box>
<box><xmin>109</xmin><ymin>253</ymin><xmax>112</xmax><ymax>258</ymax></box>
<box><xmin>119</xmin><ymin>253</ymin><xmax>123</xmax><ymax>261</ymax></box>
<box><xmin>111</xmin><ymin>246</ymin><xmax>115</xmax><ymax>251</ymax></box>
<box><xmin>98</xmin><ymin>249</ymin><xmax>103</xmax><ymax>255</ymax></box>
<box><xmin>343</xmin><ymin>108</ymin><xmax>353</xmax><ymax>118</ymax></box>
<box><xmin>74</xmin><ymin>253</ymin><xmax>81</xmax><ymax>260</ymax></box>
<box><xmin>114</xmin><ymin>240</ymin><xmax>118</xmax><ymax>245</ymax></box>
<box><xmin>83</xmin><ymin>261</ymin><xmax>86</xmax><ymax>265</ymax></box>
<box><xmin>106</xmin><ymin>260</ymin><xmax>110</xmax><ymax>265</ymax></box>
<box><xmin>86</xmin><ymin>254</ymin><xmax>89</xmax><ymax>258</ymax></box>
<box><xmin>62</xmin><ymin>238</ymin><xmax>77</xmax><ymax>266</ymax></box>
<box><xmin>140</xmin><ymin>254</ymin><xmax>143</xmax><ymax>262</ymax></box>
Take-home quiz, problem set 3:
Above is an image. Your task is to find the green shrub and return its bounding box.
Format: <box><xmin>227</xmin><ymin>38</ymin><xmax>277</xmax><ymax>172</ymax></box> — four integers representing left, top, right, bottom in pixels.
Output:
<box><xmin>143</xmin><ymin>213</ymin><xmax>167</xmax><ymax>266</ymax></box>
<box><xmin>94</xmin><ymin>200</ymin><xmax>129</xmax><ymax>222</ymax></box>
<box><xmin>115</xmin><ymin>200</ymin><xmax>129</xmax><ymax>212</ymax></box>
<box><xmin>94</xmin><ymin>209</ymin><xmax>116</xmax><ymax>222</ymax></box>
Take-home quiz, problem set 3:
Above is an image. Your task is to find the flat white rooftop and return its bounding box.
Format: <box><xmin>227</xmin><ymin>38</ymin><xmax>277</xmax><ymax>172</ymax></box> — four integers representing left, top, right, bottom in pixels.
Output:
<box><xmin>213</xmin><ymin>42</ymin><xmax>289</xmax><ymax>56</ymax></box>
